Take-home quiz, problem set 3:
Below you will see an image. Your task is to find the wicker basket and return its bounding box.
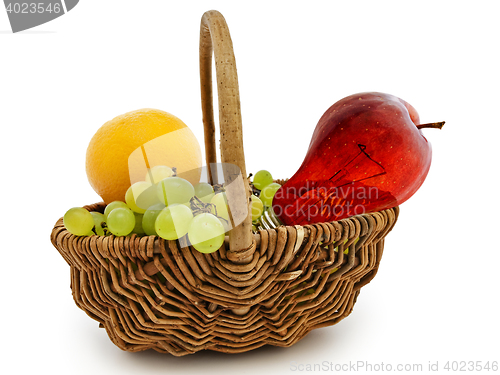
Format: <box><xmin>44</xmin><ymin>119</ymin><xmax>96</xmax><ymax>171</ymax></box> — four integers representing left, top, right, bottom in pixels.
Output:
<box><xmin>50</xmin><ymin>10</ymin><xmax>399</xmax><ymax>356</ymax></box>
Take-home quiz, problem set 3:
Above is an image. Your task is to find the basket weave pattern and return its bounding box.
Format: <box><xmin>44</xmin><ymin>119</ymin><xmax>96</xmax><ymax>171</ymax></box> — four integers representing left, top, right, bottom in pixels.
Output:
<box><xmin>50</xmin><ymin>10</ymin><xmax>399</xmax><ymax>356</ymax></box>
<box><xmin>51</xmin><ymin>203</ymin><xmax>398</xmax><ymax>355</ymax></box>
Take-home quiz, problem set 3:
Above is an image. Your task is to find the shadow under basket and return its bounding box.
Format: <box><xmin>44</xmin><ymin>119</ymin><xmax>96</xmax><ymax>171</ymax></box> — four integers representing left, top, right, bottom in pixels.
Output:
<box><xmin>50</xmin><ymin>10</ymin><xmax>400</xmax><ymax>356</ymax></box>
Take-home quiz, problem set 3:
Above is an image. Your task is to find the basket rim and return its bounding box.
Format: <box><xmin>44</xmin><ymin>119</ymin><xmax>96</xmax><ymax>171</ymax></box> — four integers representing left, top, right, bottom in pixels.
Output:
<box><xmin>52</xmin><ymin>202</ymin><xmax>399</xmax><ymax>255</ymax></box>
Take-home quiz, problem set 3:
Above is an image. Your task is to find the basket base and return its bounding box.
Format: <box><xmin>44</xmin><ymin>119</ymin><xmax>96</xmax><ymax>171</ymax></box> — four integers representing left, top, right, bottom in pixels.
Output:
<box><xmin>72</xmin><ymin>267</ymin><xmax>366</xmax><ymax>356</ymax></box>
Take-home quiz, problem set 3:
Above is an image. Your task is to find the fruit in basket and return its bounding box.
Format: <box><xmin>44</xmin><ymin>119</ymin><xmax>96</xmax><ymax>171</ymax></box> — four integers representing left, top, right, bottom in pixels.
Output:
<box><xmin>260</xmin><ymin>182</ymin><xmax>281</xmax><ymax>207</ymax></box>
<box><xmin>107</xmin><ymin>207</ymin><xmax>135</xmax><ymax>236</ymax></box>
<box><xmin>252</xmin><ymin>170</ymin><xmax>273</xmax><ymax>190</ymax></box>
<box><xmin>272</xmin><ymin>92</ymin><xmax>444</xmax><ymax>225</ymax></box>
<box><xmin>63</xmin><ymin>207</ymin><xmax>94</xmax><ymax>236</ymax></box>
<box><xmin>103</xmin><ymin>200</ymin><xmax>129</xmax><ymax>220</ymax></box>
<box><xmin>194</xmin><ymin>182</ymin><xmax>215</xmax><ymax>204</ymax></box>
<box><xmin>90</xmin><ymin>211</ymin><xmax>106</xmax><ymax>236</ymax></box>
<box><xmin>157</xmin><ymin>177</ymin><xmax>195</xmax><ymax>206</ymax></box>
<box><xmin>133</xmin><ymin>213</ymin><xmax>145</xmax><ymax>235</ymax></box>
<box><xmin>62</xmin><ymin>173</ymin><xmax>258</xmax><ymax>246</ymax></box>
<box><xmin>250</xmin><ymin>194</ymin><xmax>264</xmax><ymax>222</ymax></box>
<box><xmin>142</xmin><ymin>203</ymin><xmax>165</xmax><ymax>236</ymax></box>
<box><xmin>187</xmin><ymin>213</ymin><xmax>225</xmax><ymax>253</ymax></box>
<box><xmin>145</xmin><ymin>165</ymin><xmax>174</xmax><ymax>184</ymax></box>
<box><xmin>125</xmin><ymin>181</ymin><xmax>160</xmax><ymax>214</ymax></box>
<box><xmin>86</xmin><ymin>109</ymin><xmax>202</xmax><ymax>204</ymax></box>
<box><xmin>210</xmin><ymin>192</ymin><xmax>230</xmax><ymax>230</ymax></box>
<box><xmin>155</xmin><ymin>204</ymin><xmax>194</xmax><ymax>240</ymax></box>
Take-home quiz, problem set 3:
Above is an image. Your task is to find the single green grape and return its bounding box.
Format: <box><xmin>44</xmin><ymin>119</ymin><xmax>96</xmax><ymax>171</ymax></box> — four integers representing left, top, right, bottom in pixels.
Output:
<box><xmin>133</xmin><ymin>213</ymin><xmax>145</xmax><ymax>235</ymax></box>
<box><xmin>145</xmin><ymin>165</ymin><xmax>174</xmax><ymax>184</ymax></box>
<box><xmin>104</xmin><ymin>201</ymin><xmax>129</xmax><ymax>220</ymax></box>
<box><xmin>194</xmin><ymin>182</ymin><xmax>215</xmax><ymax>204</ymax></box>
<box><xmin>210</xmin><ymin>192</ymin><xmax>228</xmax><ymax>219</ymax></box>
<box><xmin>188</xmin><ymin>213</ymin><xmax>225</xmax><ymax>253</ymax></box>
<box><xmin>181</xmin><ymin>201</ymin><xmax>192</xmax><ymax>210</ymax></box>
<box><xmin>250</xmin><ymin>194</ymin><xmax>264</xmax><ymax>222</ymax></box>
<box><xmin>125</xmin><ymin>181</ymin><xmax>159</xmax><ymax>214</ymax></box>
<box><xmin>155</xmin><ymin>204</ymin><xmax>194</xmax><ymax>240</ymax></box>
<box><xmin>252</xmin><ymin>170</ymin><xmax>273</xmax><ymax>190</ymax></box>
<box><xmin>156</xmin><ymin>177</ymin><xmax>195</xmax><ymax>206</ymax></box>
<box><xmin>90</xmin><ymin>211</ymin><xmax>106</xmax><ymax>236</ymax></box>
<box><xmin>142</xmin><ymin>203</ymin><xmax>165</xmax><ymax>236</ymax></box>
<box><xmin>260</xmin><ymin>182</ymin><xmax>281</xmax><ymax>207</ymax></box>
<box><xmin>107</xmin><ymin>207</ymin><xmax>135</xmax><ymax>236</ymax></box>
<box><xmin>63</xmin><ymin>207</ymin><xmax>94</xmax><ymax>236</ymax></box>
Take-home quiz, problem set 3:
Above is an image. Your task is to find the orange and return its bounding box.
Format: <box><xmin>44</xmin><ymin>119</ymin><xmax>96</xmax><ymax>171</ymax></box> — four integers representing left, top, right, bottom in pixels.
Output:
<box><xmin>86</xmin><ymin>108</ymin><xmax>202</xmax><ymax>204</ymax></box>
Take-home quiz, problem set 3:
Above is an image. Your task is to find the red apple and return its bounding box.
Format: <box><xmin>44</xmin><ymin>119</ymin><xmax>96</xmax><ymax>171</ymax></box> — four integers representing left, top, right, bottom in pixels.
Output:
<box><xmin>272</xmin><ymin>92</ymin><xmax>443</xmax><ymax>225</ymax></box>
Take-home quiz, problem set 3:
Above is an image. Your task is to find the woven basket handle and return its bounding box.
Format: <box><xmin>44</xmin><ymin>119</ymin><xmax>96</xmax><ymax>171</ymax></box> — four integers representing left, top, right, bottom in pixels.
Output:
<box><xmin>199</xmin><ymin>10</ymin><xmax>254</xmax><ymax>259</ymax></box>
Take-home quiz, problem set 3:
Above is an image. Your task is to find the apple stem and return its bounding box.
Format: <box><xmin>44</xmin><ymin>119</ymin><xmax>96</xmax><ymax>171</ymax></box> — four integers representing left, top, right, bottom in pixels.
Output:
<box><xmin>416</xmin><ymin>121</ymin><xmax>445</xmax><ymax>130</ymax></box>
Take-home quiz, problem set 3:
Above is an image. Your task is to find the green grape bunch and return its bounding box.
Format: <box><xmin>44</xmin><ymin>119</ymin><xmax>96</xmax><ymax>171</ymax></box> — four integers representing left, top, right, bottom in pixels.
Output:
<box><xmin>62</xmin><ymin>168</ymin><xmax>281</xmax><ymax>254</ymax></box>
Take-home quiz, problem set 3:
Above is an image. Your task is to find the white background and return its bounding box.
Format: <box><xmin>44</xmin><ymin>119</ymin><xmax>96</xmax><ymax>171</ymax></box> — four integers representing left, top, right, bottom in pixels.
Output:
<box><xmin>2</xmin><ymin>1</ymin><xmax>499</xmax><ymax>374</ymax></box>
